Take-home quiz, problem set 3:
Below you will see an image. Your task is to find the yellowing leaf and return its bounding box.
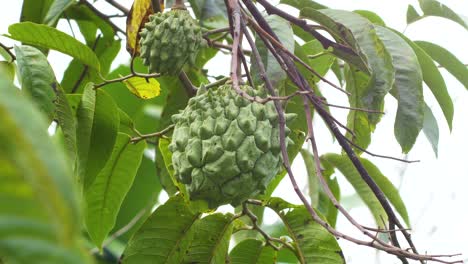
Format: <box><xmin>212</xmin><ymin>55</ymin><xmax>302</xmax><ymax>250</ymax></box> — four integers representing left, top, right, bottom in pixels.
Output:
<box><xmin>126</xmin><ymin>0</ymin><xmax>165</xmax><ymax>55</ymax></box>
<box><xmin>123</xmin><ymin>76</ymin><xmax>161</xmax><ymax>99</ymax></box>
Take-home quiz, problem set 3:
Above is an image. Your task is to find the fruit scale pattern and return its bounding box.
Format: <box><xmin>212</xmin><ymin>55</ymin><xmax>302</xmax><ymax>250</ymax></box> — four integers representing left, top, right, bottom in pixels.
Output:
<box><xmin>169</xmin><ymin>85</ymin><xmax>295</xmax><ymax>208</ymax></box>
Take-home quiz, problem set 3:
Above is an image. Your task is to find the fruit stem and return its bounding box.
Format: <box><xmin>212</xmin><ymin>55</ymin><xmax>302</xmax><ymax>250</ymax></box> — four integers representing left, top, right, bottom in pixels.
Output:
<box><xmin>172</xmin><ymin>0</ymin><xmax>187</xmax><ymax>10</ymax></box>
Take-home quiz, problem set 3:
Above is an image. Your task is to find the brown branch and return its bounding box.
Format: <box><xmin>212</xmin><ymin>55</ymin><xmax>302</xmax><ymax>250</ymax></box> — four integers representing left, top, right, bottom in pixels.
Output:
<box><xmin>203</xmin><ymin>27</ymin><xmax>231</xmax><ymax>38</ymax></box>
<box><xmin>244</xmin><ymin>15</ymin><xmax>349</xmax><ymax>96</ymax></box>
<box><xmin>178</xmin><ymin>71</ymin><xmax>197</xmax><ymax>97</ymax></box>
<box><xmin>344</xmin><ymin>137</ymin><xmax>420</xmax><ymax>163</ymax></box>
<box><xmin>241</xmin><ymin>202</ymin><xmax>296</xmax><ymax>252</ymax></box>
<box><xmin>94</xmin><ymin>71</ymin><xmax>160</xmax><ymax>89</ymax></box>
<box><xmin>79</xmin><ymin>0</ymin><xmax>126</xmax><ymax>35</ymax></box>
<box><xmin>241</xmin><ymin>1</ymin><xmax>436</xmax><ymax>262</ymax></box>
<box><xmin>0</xmin><ymin>42</ymin><xmax>15</xmax><ymax>62</ymax></box>
<box><xmin>256</xmin><ymin>0</ymin><xmax>357</xmax><ymax>57</ymax></box>
<box><xmin>240</xmin><ymin>50</ymin><xmax>254</xmax><ymax>87</ymax></box>
<box><xmin>204</xmin><ymin>77</ymin><xmax>231</xmax><ymax>89</ymax></box>
<box><xmin>205</xmin><ymin>39</ymin><xmax>252</xmax><ymax>56</ymax></box>
<box><xmin>130</xmin><ymin>124</ymin><xmax>175</xmax><ymax>143</ymax></box>
<box><xmin>103</xmin><ymin>0</ymin><xmax>129</xmax><ymax>15</ymax></box>
<box><xmin>246</xmin><ymin>198</ymin><xmax>463</xmax><ymax>264</ymax></box>
<box><xmin>304</xmin><ymin>98</ymin><xmax>401</xmax><ymax>251</ymax></box>
<box><xmin>325</xmin><ymin>102</ymin><xmax>385</xmax><ymax>114</ymax></box>
<box><xmin>71</xmin><ymin>35</ymin><xmax>101</xmax><ymax>94</ymax></box>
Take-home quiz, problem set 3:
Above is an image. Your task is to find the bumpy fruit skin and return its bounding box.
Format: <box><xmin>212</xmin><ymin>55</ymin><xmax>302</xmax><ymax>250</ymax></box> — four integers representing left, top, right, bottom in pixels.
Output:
<box><xmin>139</xmin><ymin>9</ymin><xmax>202</xmax><ymax>75</ymax></box>
<box><xmin>169</xmin><ymin>84</ymin><xmax>295</xmax><ymax>208</ymax></box>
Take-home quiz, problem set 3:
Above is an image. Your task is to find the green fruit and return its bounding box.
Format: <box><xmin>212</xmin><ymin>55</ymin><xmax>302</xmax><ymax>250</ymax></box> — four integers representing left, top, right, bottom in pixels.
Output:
<box><xmin>139</xmin><ymin>8</ymin><xmax>202</xmax><ymax>75</ymax></box>
<box><xmin>169</xmin><ymin>84</ymin><xmax>296</xmax><ymax>208</ymax></box>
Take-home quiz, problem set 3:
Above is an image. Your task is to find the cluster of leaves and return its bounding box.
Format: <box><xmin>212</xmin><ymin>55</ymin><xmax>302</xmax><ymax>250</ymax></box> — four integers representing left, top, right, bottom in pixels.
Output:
<box><xmin>0</xmin><ymin>0</ymin><xmax>466</xmax><ymax>263</ymax></box>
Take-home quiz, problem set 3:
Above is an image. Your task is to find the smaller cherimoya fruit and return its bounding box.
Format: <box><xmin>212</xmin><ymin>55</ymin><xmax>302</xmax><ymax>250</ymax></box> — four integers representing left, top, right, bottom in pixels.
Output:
<box><xmin>139</xmin><ymin>7</ymin><xmax>202</xmax><ymax>75</ymax></box>
<box><xmin>169</xmin><ymin>84</ymin><xmax>296</xmax><ymax>208</ymax></box>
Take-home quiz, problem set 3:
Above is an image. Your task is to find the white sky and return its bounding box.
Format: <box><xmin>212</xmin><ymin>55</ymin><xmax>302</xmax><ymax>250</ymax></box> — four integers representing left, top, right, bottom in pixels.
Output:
<box><xmin>1</xmin><ymin>1</ymin><xmax>467</xmax><ymax>263</ymax></box>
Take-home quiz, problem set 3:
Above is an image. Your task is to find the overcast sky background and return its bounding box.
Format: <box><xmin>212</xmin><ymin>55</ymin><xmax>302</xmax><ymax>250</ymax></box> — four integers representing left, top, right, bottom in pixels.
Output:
<box><xmin>1</xmin><ymin>1</ymin><xmax>468</xmax><ymax>263</ymax></box>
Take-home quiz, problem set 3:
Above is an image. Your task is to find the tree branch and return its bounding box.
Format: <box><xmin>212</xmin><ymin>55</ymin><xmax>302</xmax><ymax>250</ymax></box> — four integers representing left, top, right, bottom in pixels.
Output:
<box><xmin>79</xmin><ymin>0</ymin><xmax>126</xmax><ymax>35</ymax></box>
<box><xmin>103</xmin><ymin>0</ymin><xmax>129</xmax><ymax>15</ymax></box>
<box><xmin>0</xmin><ymin>42</ymin><xmax>15</xmax><ymax>62</ymax></box>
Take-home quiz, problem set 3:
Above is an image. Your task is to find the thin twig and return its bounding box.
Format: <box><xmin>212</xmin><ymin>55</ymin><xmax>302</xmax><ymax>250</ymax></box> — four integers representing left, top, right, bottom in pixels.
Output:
<box><xmin>256</xmin><ymin>0</ymin><xmax>358</xmax><ymax>58</ymax></box>
<box><xmin>240</xmin><ymin>50</ymin><xmax>254</xmax><ymax>87</ymax></box>
<box><xmin>344</xmin><ymin>137</ymin><xmax>420</xmax><ymax>163</ymax></box>
<box><xmin>80</xmin><ymin>0</ymin><xmax>126</xmax><ymax>35</ymax></box>
<box><xmin>325</xmin><ymin>102</ymin><xmax>385</xmax><ymax>114</ymax></box>
<box><xmin>203</xmin><ymin>27</ymin><xmax>230</xmax><ymax>38</ymax></box>
<box><xmin>303</xmin><ymin>98</ymin><xmax>399</xmax><ymax>251</ymax></box>
<box><xmin>0</xmin><ymin>42</ymin><xmax>15</xmax><ymax>62</ymax></box>
<box><xmin>241</xmin><ymin>202</ymin><xmax>296</xmax><ymax>252</ymax></box>
<box><xmin>242</xmin><ymin>1</ymin><xmax>439</xmax><ymax>262</ymax></box>
<box><xmin>205</xmin><ymin>77</ymin><xmax>231</xmax><ymax>89</ymax></box>
<box><xmin>103</xmin><ymin>0</ymin><xmax>130</xmax><ymax>15</ymax></box>
<box><xmin>71</xmin><ymin>35</ymin><xmax>102</xmax><ymax>93</ymax></box>
<box><xmin>94</xmin><ymin>72</ymin><xmax>160</xmax><ymax>89</ymax></box>
<box><xmin>179</xmin><ymin>71</ymin><xmax>197</xmax><ymax>97</ymax></box>
<box><xmin>245</xmin><ymin>15</ymin><xmax>349</xmax><ymax>95</ymax></box>
<box><xmin>130</xmin><ymin>124</ymin><xmax>175</xmax><ymax>143</ymax></box>
<box><xmin>89</xmin><ymin>208</ymin><xmax>147</xmax><ymax>254</ymax></box>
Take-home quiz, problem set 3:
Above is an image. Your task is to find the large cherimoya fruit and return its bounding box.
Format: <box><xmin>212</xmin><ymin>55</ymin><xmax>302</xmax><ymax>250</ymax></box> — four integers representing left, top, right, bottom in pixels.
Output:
<box><xmin>139</xmin><ymin>8</ymin><xmax>202</xmax><ymax>75</ymax></box>
<box><xmin>169</xmin><ymin>84</ymin><xmax>296</xmax><ymax>208</ymax></box>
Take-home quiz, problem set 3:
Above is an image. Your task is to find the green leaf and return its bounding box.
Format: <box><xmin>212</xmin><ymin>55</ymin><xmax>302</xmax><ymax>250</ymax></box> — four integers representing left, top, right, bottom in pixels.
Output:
<box><xmin>416</xmin><ymin>0</ymin><xmax>468</xmax><ymax>30</ymax></box>
<box><xmin>184</xmin><ymin>213</ymin><xmax>234</xmax><ymax>264</ymax></box>
<box><xmin>54</xmin><ymin>83</ymin><xmax>77</xmax><ymax>164</ymax></box>
<box><xmin>267</xmin><ymin>198</ymin><xmax>344</xmax><ymax>264</ymax></box>
<box><xmin>61</xmin><ymin>4</ymin><xmax>120</xmax><ymax>93</ymax></box>
<box><xmin>76</xmin><ymin>84</ymin><xmax>120</xmax><ymax>190</ymax></box>
<box><xmin>229</xmin><ymin>239</ymin><xmax>276</xmax><ymax>264</ymax></box>
<box><xmin>158</xmin><ymin>138</ymin><xmax>187</xmax><ymax>197</ymax></box>
<box><xmin>319</xmin><ymin>9</ymin><xmax>395</xmax><ymax>124</ymax></box>
<box><xmin>14</xmin><ymin>45</ymin><xmax>57</xmax><ymax>121</ymax></box>
<box><xmin>294</xmin><ymin>39</ymin><xmax>334</xmax><ymax>115</ymax></box>
<box><xmin>321</xmin><ymin>154</ymin><xmax>410</xmax><ymax>226</ymax></box>
<box><xmin>318</xmin><ymin>160</ymin><xmax>340</xmax><ymax>227</ymax></box>
<box><xmin>8</xmin><ymin>22</ymin><xmax>101</xmax><ymax>70</ymax></box>
<box><xmin>62</xmin><ymin>40</ymin><xmax>121</xmax><ymax>93</ymax></box>
<box><xmin>20</xmin><ymin>0</ymin><xmax>53</xmax><ymax>23</ymax></box>
<box><xmin>112</xmin><ymin>155</ymin><xmax>162</xmax><ymax>242</ymax></box>
<box><xmin>280</xmin><ymin>0</ymin><xmax>328</xmax><ymax>10</ymax></box>
<box><xmin>393</xmin><ymin>31</ymin><xmax>453</xmax><ymax>130</ymax></box>
<box><xmin>187</xmin><ymin>0</ymin><xmax>228</xmax><ymax>29</ymax></box>
<box><xmin>85</xmin><ymin>133</ymin><xmax>146</xmax><ymax>248</ymax></box>
<box><xmin>264</xmin><ymin>92</ymin><xmax>306</xmax><ymax>198</ymax></box>
<box><xmin>65</xmin><ymin>4</ymin><xmax>115</xmax><ymax>41</ymax></box>
<box><xmin>43</xmin><ymin>0</ymin><xmax>75</xmax><ymax>26</ymax></box>
<box><xmin>331</xmin><ymin>59</ymin><xmax>345</xmax><ymax>86</ymax></box>
<box><xmin>155</xmin><ymin>77</ymin><xmax>190</xmax><ymax>195</ymax></box>
<box><xmin>118</xmin><ymin>109</ymin><xmax>136</xmax><ymax>134</ymax></box>
<box><xmin>423</xmin><ymin>104</ymin><xmax>439</xmax><ymax>157</ymax></box>
<box><xmin>102</xmin><ymin>60</ymin><xmax>167</xmax><ymax>119</ymax></box>
<box><xmin>353</xmin><ymin>10</ymin><xmax>386</xmax><ymax>26</ymax></box>
<box><xmin>299</xmin><ymin>40</ymin><xmax>336</xmax><ymax>81</ymax></box>
<box><xmin>415</xmin><ymin>41</ymin><xmax>468</xmax><ymax>90</ymax></box>
<box><xmin>123</xmin><ymin>76</ymin><xmax>161</xmax><ymax>99</ymax></box>
<box><xmin>299</xmin><ymin>149</ymin><xmax>340</xmax><ymax>228</ymax></box>
<box><xmin>262</xmin><ymin>41</ymin><xmax>320</xmax><ymax>198</ymax></box>
<box><xmin>0</xmin><ymin>77</ymin><xmax>90</xmax><ymax>264</ymax></box>
<box><xmin>0</xmin><ymin>61</ymin><xmax>15</xmax><ymax>81</ymax></box>
<box><xmin>299</xmin><ymin>8</ymin><xmax>368</xmax><ymax>72</ymax></box>
<box><xmin>345</xmin><ymin>66</ymin><xmax>372</xmax><ymax>152</ymax></box>
<box><xmin>375</xmin><ymin>26</ymin><xmax>424</xmax><ymax>153</ymax></box>
<box><xmin>122</xmin><ymin>195</ymin><xmax>201</xmax><ymax>264</ymax></box>
<box><xmin>251</xmin><ymin>14</ymin><xmax>294</xmax><ymax>91</ymax></box>
<box><xmin>300</xmin><ymin>149</ymin><xmax>319</xmax><ymax>205</ymax></box>
<box><xmin>406</xmin><ymin>5</ymin><xmax>422</xmax><ymax>24</ymax></box>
